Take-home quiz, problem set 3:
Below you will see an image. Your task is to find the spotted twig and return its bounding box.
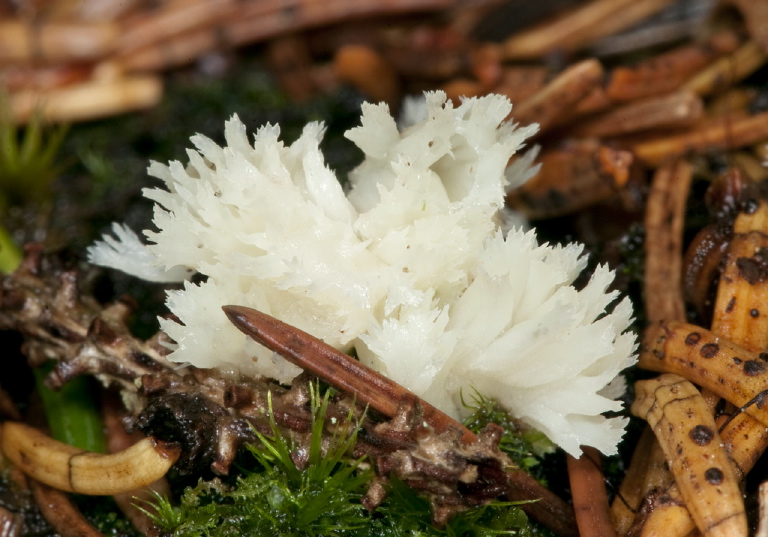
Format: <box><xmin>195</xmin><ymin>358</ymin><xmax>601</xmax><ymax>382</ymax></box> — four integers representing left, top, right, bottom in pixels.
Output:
<box><xmin>631</xmin><ymin>374</ymin><xmax>747</xmax><ymax>537</ymax></box>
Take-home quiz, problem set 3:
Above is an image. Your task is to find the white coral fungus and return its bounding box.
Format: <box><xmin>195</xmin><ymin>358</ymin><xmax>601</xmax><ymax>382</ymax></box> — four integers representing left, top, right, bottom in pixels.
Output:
<box><xmin>88</xmin><ymin>91</ymin><xmax>636</xmax><ymax>456</ymax></box>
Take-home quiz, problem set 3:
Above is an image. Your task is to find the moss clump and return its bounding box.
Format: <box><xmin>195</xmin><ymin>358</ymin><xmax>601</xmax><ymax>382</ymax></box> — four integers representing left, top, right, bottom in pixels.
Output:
<box><xmin>145</xmin><ymin>385</ymin><xmax>536</xmax><ymax>536</ymax></box>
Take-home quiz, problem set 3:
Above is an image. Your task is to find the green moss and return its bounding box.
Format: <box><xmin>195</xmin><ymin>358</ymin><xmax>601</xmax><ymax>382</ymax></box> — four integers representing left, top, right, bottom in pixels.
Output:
<box><xmin>461</xmin><ymin>391</ymin><xmax>555</xmax><ymax>483</ymax></box>
<box><xmin>144</xmin><ymin>385</ymin><xmax>536</xmax><ymax>536</ymax></box>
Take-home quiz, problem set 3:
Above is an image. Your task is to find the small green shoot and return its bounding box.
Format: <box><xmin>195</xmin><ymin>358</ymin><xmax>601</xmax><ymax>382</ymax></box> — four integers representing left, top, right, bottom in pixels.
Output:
<box><xmin>0</xmin><ymin>99</ymin><xmax>69</xmax><ymax>209</ymax></box>
<box><xmin>0</xmin><ymin>95</ymin><xmax>69</xmax><ymax>273</ymax></box>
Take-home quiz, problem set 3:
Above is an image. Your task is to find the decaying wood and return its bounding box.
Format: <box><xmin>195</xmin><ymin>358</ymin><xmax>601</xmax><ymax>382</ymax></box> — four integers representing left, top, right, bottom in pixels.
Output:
<box><xmin>115</xmin><ymin>27</ymin><xmax>220</xmax><ymax>72</ymax></box>
<box><xmin>103</xmin><ymin>396</ymin><xmax>170</xmax><ymax>537</ymax></box>
<box><xmin>730</xmin><ymin>152</ymin><xmax>768</xmax><ymax>182</ymax></box>
<box><xmin>636</xmin><ymin>319</ymin><xmax>768</xmax><ymax>537</ymax></box>
<box><xmin>631</xmin><ymin>374</ymin><xmax>747</xmax><ymax>537</ymax></box>
<box><xmin>567</xmin><ymin>447</ymin><xmax>617</xmax><ymax>537</ymax></box>
<box><xmin>506</xmin><ymin>140</ymin><xmax>632</xmax><ymax>220</ymax></box>
<box><xmin>643</xmin><ymin>160</ymin><xmax>692</xmax><ymax>323</ymax></box>
<box><xmin>268</xmin><ymin>35</ymin><xmax>324</xmax><ymax>102</ymax></box>
<box><xmin>0</xmin><ymin>64</ymin><xmax>92</xmax><ymax>92</ymax></box>
<box><xmin>681</xmin><ymin>167</ymin><xmax>747</xmax><ymax>320</ymax></box>
<box><xmin>469</xmin><ymin>42</ymin><xmax>502</xmax><ymax>89</ymax></box>
<box><xmin>628</xmin><ymin>200</ymin><xmax>768</xmax><ymax>537</ymax></box>
<box><xmin>441</xmin><ymin>78</ymin><xmax>484</xmax><ymax>103</ymax></box>
<box><xmin>627</xmin><ymin>485</ymin><xmax>693</xmax><ymax>537</ymax></box>
<box><xmin>116</xmin><ymin>0</ymin><xmax>234</xmax><ymax>56</ymax></box>
<box><xmin>0</xmin><ymin>504</ymin><xmax>22</xmax><ymax>537</ymax></box>
<box><xmin>223</xmin><ymin>305</ymin><xmax>475</xmax><ymax>445</ymax></box>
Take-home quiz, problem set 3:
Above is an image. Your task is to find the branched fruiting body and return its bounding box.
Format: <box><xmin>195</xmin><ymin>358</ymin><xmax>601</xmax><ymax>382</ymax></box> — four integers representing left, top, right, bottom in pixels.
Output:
<box><xmin>631</xmin><ymin>374</ymin><xmax>747</xmax><ymax>537</ymax></box>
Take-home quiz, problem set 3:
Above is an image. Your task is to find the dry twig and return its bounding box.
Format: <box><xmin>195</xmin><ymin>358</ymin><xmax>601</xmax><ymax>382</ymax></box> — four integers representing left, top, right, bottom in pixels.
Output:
<box><xmin>643</xmin><ymin>160</ymin><xmax>692</xmax><ymax>323</ymax></box>
<box><xmin>567</xmin><ymin>446</ymin><xmax>617</xmax><ymax>537</ymax></box>
<box><xmin>631</xmin><ymin>374</ymin><xmax>747</xmax><ymax>537</ymax></box>
<box><xmin>29</xmin><ymin>480</ymin><xmax>104</xmax><ymax>537</ymax></box>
